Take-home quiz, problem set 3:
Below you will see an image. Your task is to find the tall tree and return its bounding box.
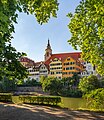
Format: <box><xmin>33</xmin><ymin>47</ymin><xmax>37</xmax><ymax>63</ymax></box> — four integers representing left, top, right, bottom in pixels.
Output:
<box><xmin>0</xmin><ymin>0</ymin><xmax>58</xmax><ymax>81</ymax></box>
<box><xmin>79</xmin><ymin>75</ymin><xmax>100</xmax><ymax>94</ymax></box>
<box><xmin>68</xmin><ymin>0</ymin><xmax>104</xmax><ymax>75</ymax></box>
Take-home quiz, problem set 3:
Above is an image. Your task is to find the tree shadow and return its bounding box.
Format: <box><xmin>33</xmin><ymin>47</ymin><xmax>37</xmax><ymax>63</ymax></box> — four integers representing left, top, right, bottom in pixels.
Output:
<box><xmin>0</xmin><ymin>102</ymin><xmax>104</xmax><ymax>120</ymax></box>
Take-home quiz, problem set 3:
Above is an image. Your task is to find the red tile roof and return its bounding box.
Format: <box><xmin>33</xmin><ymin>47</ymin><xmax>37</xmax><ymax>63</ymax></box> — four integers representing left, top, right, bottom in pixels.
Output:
<box><xmin>20</xmin><ymin>57</ymin><xmax>35</xmax><ymax>63</ymax></box>
<box><xmin>45</xmin><ymin>52</ymin><xmax>82</xmax><ymax>65</ymax></box>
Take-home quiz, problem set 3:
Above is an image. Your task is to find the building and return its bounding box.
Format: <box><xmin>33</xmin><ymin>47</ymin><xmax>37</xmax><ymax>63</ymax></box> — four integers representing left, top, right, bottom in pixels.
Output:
<box><xmin>20</xmin><ymin>57</ymin><xmax>35</xmax><ymax>68</ymax></box>
<box><xmin>20</xmin><ymin>39</ymin><xmax>96</xmax><ymax>81</ymax></box>
<box><xmin>45</xmin><ymin>52</ymin><xmax>83</xmax><ymax>79</ymax></box>
<box><xmin>81</xmin><ymin>61</ymin><xmax>96</xmax><ymax>77</ymax></box>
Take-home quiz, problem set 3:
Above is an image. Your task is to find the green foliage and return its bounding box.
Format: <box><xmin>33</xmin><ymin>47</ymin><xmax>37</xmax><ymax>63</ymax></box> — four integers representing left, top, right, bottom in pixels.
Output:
<box><xmin>17</xmin><ymin>78</ymin><xmax>41</xmax><ymax>87</ymax></box>
<box><xmin>0</xmin><ymin>0</ymin><xmax>58</xmax><ymax>88</ymax></box>
<box><xmin>0</xmin><ymin>93</ymin><xmax>12</xmax><ymax>102</ymax></box>
<box><xmin>61</xmin><ymin>75</ymin><xmax>82</xmax><ymax>97</ymax></box>
<box><xmin>68</xmin><ymin>0</ymin><xmax>104</xmax><ymax>75</ymax></box>
<box><xmin>19</xmin><ymin>95</ymin><xmax>61</xmax><ymax>105</ymax></box>
<box><xmin>61</xmin><ymin>73</ymin><xmax>80</xmax><ymax>90</ymax></box>
<box><xmin>61</xmin><ymin>89</ymin><xmax>82</xmax><ymax>98</ymax></box>
<box><xmin>41</xmin><ymin>74</ymin><xmax>81</xmax><ymax>97</ymax></box>
<box><xmin>79</xmin><ymin>75</ymin><xmax>100</xmax><ymax>94</ymax></box>
<box><xmin>85</xmin><ymin>88</ymin><xmax>104</xmax><ymax>110</ymax></box>
<box><xmin>40</xmin><ymin>76</ymin><xmax>47</xmax><ymax>84</ymax></box>
<box><xmin>0</xmin><ymin>77</ymin><xmax>17</xmax><ymax>92</ymax></box>
<box><xmin>99</xmin><ymin>77</ymin><xmax>104</xmax><ymax>88</ymax></box>
<box><xmin>41</xmin><ymin>77</ymin><xmax>62</xmax><ymax>95</ymax></box>
<box><xmin>16</xmin><ymin>0</ymin><xmax>59</xmax><ymax>24</ymax></box>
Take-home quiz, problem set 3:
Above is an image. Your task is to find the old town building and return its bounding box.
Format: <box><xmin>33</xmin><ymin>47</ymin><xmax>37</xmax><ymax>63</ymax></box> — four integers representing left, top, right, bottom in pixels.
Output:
<box><xmin>20</xmin><ymin>39</ymin><xmax>96</xmax><ymax>81</ymax></box>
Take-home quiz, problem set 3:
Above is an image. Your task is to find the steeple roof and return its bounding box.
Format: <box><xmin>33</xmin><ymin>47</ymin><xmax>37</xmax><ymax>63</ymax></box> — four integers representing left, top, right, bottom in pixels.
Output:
<box><xmin>46</xmin><ymin>39</ymin><xmax>51</xmax><ymax>49</ymax></box>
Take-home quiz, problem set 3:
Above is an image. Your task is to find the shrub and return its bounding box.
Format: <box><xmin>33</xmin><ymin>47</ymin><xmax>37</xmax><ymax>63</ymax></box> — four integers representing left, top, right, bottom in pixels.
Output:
<box><xmin>0</xmin><ymin>93</ymin><xmax>12</xmax><ymax>102</ymax></box>
<box><xmin>85</xmin><ymin>88</ymin><xmax>104</xmax><ymax>110</ymax></box>
<box><xmin>79</xmin><ymin>75</ymin><xmax>99</xmax><ymax>94</ymax></box>
<box><xmin>19</xmin><ymin>96</ymin><xmax>61</xmax><ymax>105</ymax></box>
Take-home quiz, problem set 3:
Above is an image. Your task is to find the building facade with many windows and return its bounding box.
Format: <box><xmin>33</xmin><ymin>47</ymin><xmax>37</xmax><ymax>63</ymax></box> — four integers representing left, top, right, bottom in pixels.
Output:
<box><xmin>20</xmin><ymin>40</ymin><xmax>96</xmax><ymax>81</ymax></box>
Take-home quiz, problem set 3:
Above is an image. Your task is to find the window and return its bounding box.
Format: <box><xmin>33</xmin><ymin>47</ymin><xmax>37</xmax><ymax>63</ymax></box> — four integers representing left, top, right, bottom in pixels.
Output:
<box><xmin>70</xmin><ymin>67</ymin><xmax>73</xmax><ymax>70</ymax></box>
<box><xmin>72</xmin><ymin>62</ymin><xmax>75</xmax><ymax>64</ymax></box>
<box><xmin>66</xmin><ymin>67</ymin><xmax>69</xmax><ymax>70</ymax></box>
<box><xmin>51</xmin><ymin>72</ymin><xmax>54</xmax><ymax>75</ymax></box>
<box><xmin>93</xmin><ymin>65</ymin><xmax>96</xmax><ymax>70</ymax></box>
<box><xmin>67</xmin><ymin>58</ymin><xmax>70</xmax><ymax>60</ymax></box>
<box><xmin>47</xmin><ymin>52</ymin><xmax>49</xmax><ymax>56</ymax></box>
<box><xmin>84</xmin><ymin>62</ymin><xmax>86</xmax><ymax>64</ymax></box>
<box><xmin>56</xmin><ymin>72</ymin><xmax>62</xmax><ymax>74</ymax></box>
<box><xmin>88</xmin><ymin>66</ymin><xmax>91</xmax><ymax>70</ymax></box>
<box><xmin>70</xmin><ymin>62</ymin><xmax>72</xmax><ymax>65</ymax></box>
<box><xmin>50</xmin><ymin>63</ymin><xmax>62</xmax><ymax>66</ymax></box>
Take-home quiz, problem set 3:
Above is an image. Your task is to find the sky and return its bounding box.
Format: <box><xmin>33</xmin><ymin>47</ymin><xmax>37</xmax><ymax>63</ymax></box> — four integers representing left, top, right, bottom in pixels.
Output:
<box><xmin>12</xmin><ymin>0</ymin><xmax>81</xmax><ymax>62</ymax></box>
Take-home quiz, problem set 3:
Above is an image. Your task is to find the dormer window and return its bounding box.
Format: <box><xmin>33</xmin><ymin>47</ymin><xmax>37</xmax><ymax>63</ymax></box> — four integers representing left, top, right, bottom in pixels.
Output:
<box><xmin>67</xmin><ymin>58</ymin><xmax>70</xmax><ymax>61</ymax></box>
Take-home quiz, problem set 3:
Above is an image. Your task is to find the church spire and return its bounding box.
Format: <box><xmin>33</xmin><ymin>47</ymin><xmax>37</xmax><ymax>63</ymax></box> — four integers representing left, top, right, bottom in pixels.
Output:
<box><xmin>44</xmin><ymin>39</ymin><xmax>52</xmax><ymax>61</ymax></box>
<box><xmin>47</xmin><ymin>39</ymin><xmax>51</xmax><ymax>49</ymax></box>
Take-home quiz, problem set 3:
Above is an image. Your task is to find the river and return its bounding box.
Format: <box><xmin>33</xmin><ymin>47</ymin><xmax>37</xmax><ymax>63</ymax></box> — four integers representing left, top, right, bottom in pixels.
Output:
<box><xmin>60</xmin><ymin>97</ymin><xmax>87</xmax><ymax>110</ymax></box>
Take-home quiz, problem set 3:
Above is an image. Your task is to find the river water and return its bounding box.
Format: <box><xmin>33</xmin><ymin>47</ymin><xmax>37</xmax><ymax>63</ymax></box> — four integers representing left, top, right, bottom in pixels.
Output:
<box><xmin>61</xmin><ymin>97</ymin><xmax>87</xmax><ymax>110</ymax></box>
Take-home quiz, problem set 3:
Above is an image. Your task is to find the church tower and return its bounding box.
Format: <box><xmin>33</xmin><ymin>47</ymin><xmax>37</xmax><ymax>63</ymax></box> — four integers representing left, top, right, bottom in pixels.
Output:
<box><xmin>44</xmin><ymin>39</ymin><xmax>52</xmax><ymax>61</ymax></box>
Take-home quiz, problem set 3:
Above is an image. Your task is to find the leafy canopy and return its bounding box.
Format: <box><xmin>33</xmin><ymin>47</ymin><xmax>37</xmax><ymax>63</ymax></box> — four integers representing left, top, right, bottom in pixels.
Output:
<box><xmin>86</xmin><ymin>88</ymin><xmax>104</xmax><ymax>110</ymax></box>
<box><xmin>41</xmin><ymin>77</ymin><xmax>62</xmax><ymax>95</ymax></box>
<box><xmin>79</xmin><ymin>75</ymin><xmax>99</xmax><ymax>94</ymax></box>
<box><xmin>0</xmin><ymin>0</ymin><xmax>58</xmax><ymax>81</ymax></box>
<box><xmin>68</xmin><ymin>0</ymin><xmax>104</xmax><ymax>75</ymax></box>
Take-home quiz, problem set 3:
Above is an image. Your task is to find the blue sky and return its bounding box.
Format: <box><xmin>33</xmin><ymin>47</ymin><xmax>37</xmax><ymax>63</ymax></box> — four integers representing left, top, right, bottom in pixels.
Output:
<box><xmin>12</xmin><ymin>0</ymin><xmax>81</xmax><ymax>62</ymax></box>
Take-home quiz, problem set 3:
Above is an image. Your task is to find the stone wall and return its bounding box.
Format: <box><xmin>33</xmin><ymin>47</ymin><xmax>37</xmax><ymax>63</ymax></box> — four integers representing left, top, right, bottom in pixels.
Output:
<box><xmin>17</xmin><ymin>86</ymin><xmax>43</xmax><ymax>92</ymax></box>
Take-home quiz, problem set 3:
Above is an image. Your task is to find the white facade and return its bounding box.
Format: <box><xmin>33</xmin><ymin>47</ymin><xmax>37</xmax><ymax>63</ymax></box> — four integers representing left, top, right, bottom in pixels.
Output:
<box><xmin>26</xmin><ymin>63</ymin><xmax>49</xmax><ymax>82</ymax></box>
<box><xmin>26</xmin><ymin>67</ymin><xmax>40</xmax><ymax>82</ymax></box>
<box><xmin>81</xmin><ymin>62</ymin><xmax>96</xmax><ymax>77</ymax></box>
<box><xmin>39</xmin><ymin>64</ymin><xmax>48</xmax><ymax>77</ymax></box>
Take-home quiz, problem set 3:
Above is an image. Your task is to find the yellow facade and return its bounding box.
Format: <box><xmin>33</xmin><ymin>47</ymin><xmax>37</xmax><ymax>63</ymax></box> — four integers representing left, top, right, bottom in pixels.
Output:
<box><xmin>62</xmin><ymin>56</ymin><xmax>83</xmax><ymax>78</ymax></box>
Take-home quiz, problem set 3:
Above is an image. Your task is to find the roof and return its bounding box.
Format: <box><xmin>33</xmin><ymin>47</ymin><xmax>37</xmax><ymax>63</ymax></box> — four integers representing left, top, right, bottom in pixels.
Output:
<box><xmin>45</xmin><ymin>52</ymin><xmax>82</xmax><ymax>65</ymax></box>
<box><xmin>20</xmin><ymin>57</ymin><xmax>35</xmax><ymax>63</ymax></box>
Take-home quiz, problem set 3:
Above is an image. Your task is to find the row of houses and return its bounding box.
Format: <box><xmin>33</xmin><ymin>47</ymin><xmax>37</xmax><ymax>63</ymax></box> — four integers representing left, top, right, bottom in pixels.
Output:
<box><xmin>20</xmin><ymin>40</ymin><xmax>96</xmax><ymax>81</ymax></box>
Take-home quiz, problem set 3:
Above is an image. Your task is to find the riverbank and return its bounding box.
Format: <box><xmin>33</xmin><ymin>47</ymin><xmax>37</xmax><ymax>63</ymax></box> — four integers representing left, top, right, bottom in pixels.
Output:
<box><xmin>0</xmin><ymin>102</ymin><xmax>104</xmax><ymax>120</ymax></box>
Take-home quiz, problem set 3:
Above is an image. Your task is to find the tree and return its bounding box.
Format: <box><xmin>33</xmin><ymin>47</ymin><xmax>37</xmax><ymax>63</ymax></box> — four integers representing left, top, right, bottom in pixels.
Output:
<box><xmin>41</xmin><ymin>77</ymin><xmax>62</xmax><ymax>95</ymax></box>
<box><xmin>0</xmin><ymin>77</ymin><xmax>17</xmax><ymax>92</ymax></box>
<box><xmin>40</xmin><ymin>76</ymin><xmax>47</xmax><ymax>84</ymax></box>
<box><xmin>61</xmin><ymin>73</ymin><xmax>80</xmax><ymax>90</ymax></box>
<box><xmin>61</xmin><ymin>74</ymin><xmax>82</xmax><ymax>97</ymax></box>
<box><xmin>0</xmin><ymin>0</ymin><xmax>58</xmax><ymax>82</ymax></box>
<box><xmin>86</xmin><ymin>88</ymin><xmax>104</xmax><ymax>110</ymax></box>
<box><xmin>79</xmin><ymin>75</ymin><xmax>100</xmax><ymax>94</ymax></box>
<box><xmin>67</xmin><ymin>0</ymin><xmax>104</xmax><ymax>75</ymax></box>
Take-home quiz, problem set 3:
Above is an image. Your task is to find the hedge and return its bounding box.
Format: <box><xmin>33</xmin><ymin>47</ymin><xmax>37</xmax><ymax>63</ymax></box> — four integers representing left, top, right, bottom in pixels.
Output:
<box><xmin>0</xmin><ymin>93</ymin><xmax>12</xmax><ymax>102</ymax></box>
<box><xmin>19</xmin><ymin>96</ymin><xmax>61</xmax><ymax>105</ymax></box>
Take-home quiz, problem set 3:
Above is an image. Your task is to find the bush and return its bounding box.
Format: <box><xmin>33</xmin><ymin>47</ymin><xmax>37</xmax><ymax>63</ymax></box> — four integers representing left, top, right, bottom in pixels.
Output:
<box><xmin>85</xmin><ymin>88</ymin><xmax>104</xmax><ymax>110</ymax></box>
<box><xmin>0</xmin><ymin>77</ymin><xmax>17</xmax><ymax>92</ymax></box>
<box><xmin>79</xmin><ymin>75</ymin><xmax>99</xmax><ymax>94</ymax></box>
<box><xmin>41</xmin><ymin>77</ymin><xmax>63</xmax><ymax>95</ymax></box>
<box><xmin>0</xmin><ymin>93</ymin><xmax>12</xmax><ymax>102</ymax></box>
<box><xmin>19</xmin><ymin>96</ymin><xmax>61</xmax><ymax>105</ymax></box>
<box><xmin>17</xmin><ymin>78</ymin><xmax>41</xmax><ymax>87</ymax></box>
